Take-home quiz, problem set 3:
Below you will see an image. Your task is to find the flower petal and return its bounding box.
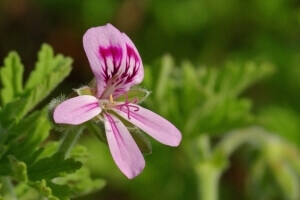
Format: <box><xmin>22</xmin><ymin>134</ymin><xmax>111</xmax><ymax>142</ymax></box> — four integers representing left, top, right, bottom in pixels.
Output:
<box><xmin>112</xmin><ymin>104</ymin><xmax>182</xmax><ymax>147</ymax></box>
<box><xmin>104</xmin><ymin>113</ymin><xmax>145</xmax><ymax>179</ymax></box>
<box><xmin>83</xmin><ymin>24</ymin><xmax>143</xmax><ymax>99</ymax></box>
<box><xmin>53</xmin><ymin>95</ymin><xmax>101</xmax><ymax>125</ymax></box>
<box><xmin>114</xmin><ymin>33</ymin><xmax>144</xmax><ymax>97</ymax></box>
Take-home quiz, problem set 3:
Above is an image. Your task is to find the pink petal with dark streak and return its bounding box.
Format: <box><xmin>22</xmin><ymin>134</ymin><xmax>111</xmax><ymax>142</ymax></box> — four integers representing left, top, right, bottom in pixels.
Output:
<box><xmin>112</xmin><ymin>104</ymin><xmax>182</xmax><ymax>147</ymax></box>
<box><xmin>53</xmin><ymin>95</ymin><xmax>101</xmax><ymax>125</ymax></box>
<box><xmin>83</xmin><ymin>24</ymin><xmax>143</xmax><ymax>99</ymax></box>
<box><xmin>104</xmin><ymin>113</ymin><xmax>145</xmax><ymax>179</ymax></box>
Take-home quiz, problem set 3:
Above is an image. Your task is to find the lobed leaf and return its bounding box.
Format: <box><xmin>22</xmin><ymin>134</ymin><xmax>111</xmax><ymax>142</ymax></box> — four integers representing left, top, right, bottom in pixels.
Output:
<box><xmin>8</xmin><ymin>155</ymin><xmax>28</xmax><ymax>182</ymax></box>
<box><xmin>30</xmin><ymin>179</ymin><xmax>61</xmax><ymax>200</ymax></box>
<box><xmin>6</xmin><ymin>110</ymin><xmax>51</xmax><ymax>162</ymax></box>
<box><xmin>25</xmin><ymin>44</ymin><xmax>70</xmax><ymax>90</ymax></box>
<box><xmin>144</xmin><ymin>57</ymin><xmax>273</xmax><ymax>136</ymax></box>
<box><xmin>0</xmin><ymin>52</ymin><xmax>24</xmax><ymax>106</ymax></box>
<box><xmin>55</xmin><ymin>167</ymin><xmax>106</xmax><ymax>197</ymax></box>
<box><xmin>0</xmin><ymin>44</ymin><xmax>72</xmax><ymax>127</ymax></box>
<box><xmin>28</xmin><ymin>152</ymin><xmax>82</xmax><ymax>181</ymax></box>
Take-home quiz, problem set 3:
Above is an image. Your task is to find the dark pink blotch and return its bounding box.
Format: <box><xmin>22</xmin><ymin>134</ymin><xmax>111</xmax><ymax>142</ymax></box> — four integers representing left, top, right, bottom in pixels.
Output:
<box><xmin>99</xmin><ymin>46</ymin><xmax>123</xmax><ymax>82</ymax></box>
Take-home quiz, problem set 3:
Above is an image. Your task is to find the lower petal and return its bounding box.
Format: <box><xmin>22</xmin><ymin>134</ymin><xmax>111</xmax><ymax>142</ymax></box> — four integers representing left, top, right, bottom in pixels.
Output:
<box><xmin>104</xmin><ymin>113</ymin><xmax>145</xmax><ymax>179</ymax></box>
<box><xmin>53</xmin><ymin>95</ymin><xmax>101</xmax><ymax>125</ymax></box>
<box><xmin>112</xmin><ymin>104</ymin><xmax>182</xmax><ymax>147</ymax></box>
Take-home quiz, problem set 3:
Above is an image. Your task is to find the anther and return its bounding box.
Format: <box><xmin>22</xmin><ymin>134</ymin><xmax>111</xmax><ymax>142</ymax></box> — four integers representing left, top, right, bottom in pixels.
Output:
<box><xmin>109</xmin><ymin>94</ymin><xmax>114</xmax><ymax>103</ymax></box>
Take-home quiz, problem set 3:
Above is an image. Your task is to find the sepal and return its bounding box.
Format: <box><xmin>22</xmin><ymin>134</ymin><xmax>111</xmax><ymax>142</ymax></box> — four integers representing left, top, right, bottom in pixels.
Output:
<box><xmin>115</xmin><ymin>87</ymin><xmax>150</xmax><ymax>104</ymax></box>
<box><xmin>74</xmin><ymin>86</ymin><xmax>95</xmax><ymax>96</ymax></box>
<box><xmin>129</xmin><ymin>128</ymin><xmax>152</xmax><ymax>155</ymax></box>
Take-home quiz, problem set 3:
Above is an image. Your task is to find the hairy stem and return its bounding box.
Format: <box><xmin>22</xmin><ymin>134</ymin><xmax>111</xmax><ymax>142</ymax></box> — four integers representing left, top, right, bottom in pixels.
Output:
<box><xmin>58</xmin><ymin>127</ymin><xmax>84</xmax><ymax>158</ymax></box>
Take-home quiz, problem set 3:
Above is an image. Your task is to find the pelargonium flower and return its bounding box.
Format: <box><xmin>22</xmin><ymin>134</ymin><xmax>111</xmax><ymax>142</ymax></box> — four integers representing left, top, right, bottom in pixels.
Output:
<box><xmin>53</xmin><ymin>24</ymin><xmax>182</xmax><ymax>179</ymax></box>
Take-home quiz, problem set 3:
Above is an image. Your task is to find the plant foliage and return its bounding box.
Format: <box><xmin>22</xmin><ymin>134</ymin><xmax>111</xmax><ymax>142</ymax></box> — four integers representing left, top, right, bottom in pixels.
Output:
<box><xmin>0</xmin><ymin>44</ymin><xmax>104</xmax><ymax>200</ymax></box>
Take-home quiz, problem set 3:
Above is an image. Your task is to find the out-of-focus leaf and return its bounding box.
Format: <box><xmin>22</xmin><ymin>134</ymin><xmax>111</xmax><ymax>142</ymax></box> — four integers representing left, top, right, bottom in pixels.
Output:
<box><xmin>181</xmin><ymin>61</ymin><xmax>201</xmax><ymax>114</ymax></box>
<box><xmin>30</xmin><ymin>179</ymin><xmax>62</xmax><ymax>200</ymax></box>
<box><xmin>55</xmin><ymin>167</ymin><xmax>106</xmax><ymax>197</ymax></box>
<box><xmin>8</xmin><ymin>155</ymin><xmax>28</xmax><ymax>182</ymax></box>
<box><xmin>258</xmin><ymin>106</ymin><xmax>300</xmax><ymax>147</ymax></box>
<box><xmin>0</xmin><ymin>52</ymin><xmax>24</xmax><ymax>106</ymax></box>
<box><xmin>15</xmin><ymin>183</ymin><xmax>41</xmax><ymax>200</ymax></box>
<box><xmin>185</xmin><ymin>97</ymin><xmax>253</xmax><ymax>135</ymax></box>
<box><xmin>213</xmin><ymin>61</ymin><xmax>274</xmax><ymax>97</ymax></box>
<box><xmin>195</xmin><ymin>61</ymin><xmax>274</xmax><ymax>99</ymax></box>
<box><xmin>144</xmin><ymin>57</ymin><xmax>273</xmax><ymax>136</ymax></box>
<box><xmin>217</xmin><ymin>127</ymin><xmax>300</xmax><ymax>200</ymax></box>
<box><xmin>154</xmin><ymin>55</ymin><xmax>174</xmax><ymax>101</ymax></box>
<box><xmin>46</xmin><ymin>181</ymin><xmax>72</xmax><ymax>200</ymax></box>
<box><xmin>55</xmin><ymin>145</ymin><xmax>106</xmax><ymax>197</ymax></box>
<box><xmin>270</xmin><ymin>160</ymin><xmax>300</xmax><ymax>200</ymax></box>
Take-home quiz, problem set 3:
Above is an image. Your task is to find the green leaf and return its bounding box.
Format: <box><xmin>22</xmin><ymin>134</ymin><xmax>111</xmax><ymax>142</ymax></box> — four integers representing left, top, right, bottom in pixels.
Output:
<box><xmin>16</xmin><ymin>53</ymin><xmax>72</xmax><ymax>119</ymax></box>
<box><xmin>257</xmin><ymin>106</ymin><xmax>300</xmax><ymax>147</ymax></box>
<box><xmin>68</xmin><ymin>145</ymin><xmax>89</xmax><ymax>161</ymax></box>
<box><xmin>55</xmin><ymin>167</ymin><xmax>106</xmax><ymax>197</ymax></box>
<box><xmin>15</xmin><ymin>183</ymin><xmax>41</xmax><ymax>200</ymax></box>
<box><xmin>0</xmin><ymin>44</ymin><xmax>72</xmax><ymax>125</ymax></box>
<box><xmin>181</xmin><ymin>61</ymin><xmax>202</xmax><ymax>114</ymax></box>
<box><xmin>144</xmin><ymin>57</ymin><xmax>273</xmax><ymax>136</ymax></box>
<box><xmin>36</xmin><ymin>142</ymin><xmax>59</xmax><ymax>161</ymax></box>
<box><xmin>46</xmin><ymin>181</ymin><xmax>72</xmax><ymax>200</ymax></box>
<box><xmin>28</xmin><ymin>152</ymin><xmax>82</xmax><ymax>181</ymax></box>
<box><xmin>155</xmin><ymin>55</ymin><xmax>174</xmax><ymax>101</ymax></box>
<box><xmin>212</xmin><ymin>61</ymin><xmax>274</xmax><ymax>97</ymax></box>
<box><xmin>6</xmin><ymin>110</ymin><xmax>51</xmax><ymax>162</ymax></box>
<box><xmin>1</xmin><ymin>58</ymin><xmax>71</xmax><ymax>121</ymax></box>
<box><xmin>25</xmin><ymin>44</ymin><xmax>71</xmax><ymax>90</ymax></box>
<box><xmin>8</xmin><ymin>155</ymin><xmax>28</xmax><ymax>182</ymax></box>
<box><xmin>30</xmin><ymin>179</ymin><xmax>59</xmax><ymax>200</ymax></box>
<box><xmin>0</xmin><ymin>124</ymin><xmax>10</xmax><ymax>158</ymax></box>
<box><xmin>0</xmin><ymin>52</ymin><xmax>24</xmax><ymax>106</ymax></box>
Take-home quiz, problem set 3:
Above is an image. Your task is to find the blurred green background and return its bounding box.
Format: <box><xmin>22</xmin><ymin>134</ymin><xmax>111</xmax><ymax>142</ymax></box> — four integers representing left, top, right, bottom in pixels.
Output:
<box><xmin>1</xmin><ymin>0</ymin><xmax>300</xmax><ymax>200</ymax></box>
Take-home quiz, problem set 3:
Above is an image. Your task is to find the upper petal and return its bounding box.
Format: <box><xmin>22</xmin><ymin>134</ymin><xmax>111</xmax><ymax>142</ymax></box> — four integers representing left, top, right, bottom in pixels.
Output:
<box><xmin>83</xmin><ymin>24</ymin><xmax>143</xmax><ymax>99</ymax></box>
<box><xmin>112</xmin><ymin>104</ymin><xmax>182</xmax><ymax>147</ymax></box>
<box><xmin>104</xmin><ymin>113</ymin><xmax>145</xmax><ymax>179</ymax></box>
<box><xmin>53</xmin><ymin>95</ymin><xmax>101</xmax><ymax>125</ymax></box>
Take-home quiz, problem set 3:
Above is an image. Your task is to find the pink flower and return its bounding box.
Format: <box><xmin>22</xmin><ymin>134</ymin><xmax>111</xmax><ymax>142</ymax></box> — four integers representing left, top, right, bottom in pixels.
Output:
<box><xmin>53</xmin><ymin>24</ymin><xmax>182</xmax><ymax>179</ymax></box>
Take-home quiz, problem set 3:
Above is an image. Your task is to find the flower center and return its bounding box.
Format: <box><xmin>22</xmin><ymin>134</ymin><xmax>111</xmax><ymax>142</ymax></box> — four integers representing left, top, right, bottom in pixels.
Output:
<box><xmin>101</xmin><ymin>93</ymin><xmax>139</xmax><ymax>120</ymax></box>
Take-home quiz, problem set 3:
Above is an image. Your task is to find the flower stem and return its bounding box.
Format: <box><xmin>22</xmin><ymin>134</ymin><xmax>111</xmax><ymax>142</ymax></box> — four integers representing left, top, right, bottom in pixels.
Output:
<box><xmin>58</xmin><ymin>127</ymin><xmax>84</xmax><ymax>158</ymax></box>
<box><xmin>0</xmin><ymin>177</ymin><xmax>17</xmax><ymax>200</ymax></box>
<box><xmin>190</xmin><ymin>135</ymin><xmax>226</xmax><ymax>200</ymax></box>
<box><xmin>195</xmin><ymin>162</ymin><xmax>222</xmax><ymax>200</ymax></box>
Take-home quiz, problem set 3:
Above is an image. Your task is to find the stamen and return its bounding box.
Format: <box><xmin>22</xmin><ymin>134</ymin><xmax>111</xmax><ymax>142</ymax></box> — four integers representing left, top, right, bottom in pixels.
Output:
<box><xmin>110</xmin><ymin>94</ymin><xmax>114</xmax><ymax>103</ymax></box>
<box><xmin>116</xmin><ymin>92</ymin><xmax>139</xmax><ymax>119</ymax></box>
